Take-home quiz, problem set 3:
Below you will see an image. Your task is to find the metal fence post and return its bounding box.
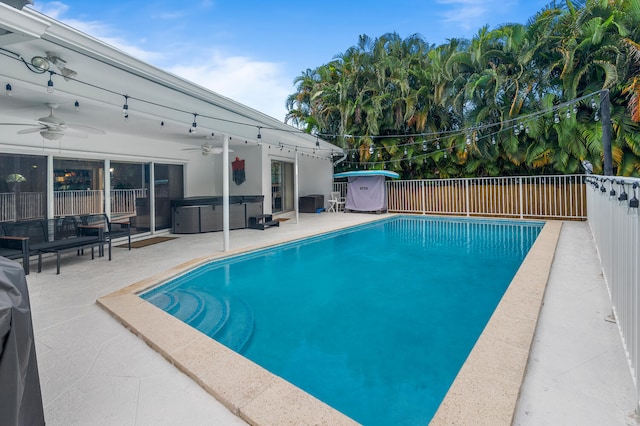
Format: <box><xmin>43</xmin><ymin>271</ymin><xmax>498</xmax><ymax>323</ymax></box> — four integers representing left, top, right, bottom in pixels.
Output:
<box><xmin>519</xmin><ymin>177</ymin><xmax>524</xmax><ymax>219</ymax></box>
<box><xmin>465</xmin><ymin>179</ymin><xmax>470</xmax><ymax>217</ymax></box>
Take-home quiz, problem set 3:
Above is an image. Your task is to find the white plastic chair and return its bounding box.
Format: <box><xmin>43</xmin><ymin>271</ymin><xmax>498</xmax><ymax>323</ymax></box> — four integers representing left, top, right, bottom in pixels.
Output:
<box><xmin>328</xmin><ymin>191</ymin><xmax>345</xmax><ymax>212</ymax></box>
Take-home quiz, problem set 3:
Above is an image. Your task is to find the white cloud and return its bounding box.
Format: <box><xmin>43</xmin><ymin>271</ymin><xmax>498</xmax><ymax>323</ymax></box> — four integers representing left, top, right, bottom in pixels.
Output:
<box><xmin>436</xmin><ymin>0</ymin><xmax>516</xmax><ymax>31</ymax></box>
<box><xmin>33</xmin><ymin>1</ymin><xmax>69</xmax><ymax>19</ymax></box>
<box><xmin>31</xmin><ymin>2</ymin><xmax>292</xmax><ymax>120</ymax></box>
<box><xmin>32</xmin><ymin>2</ymin><xmax>164</xmax><ymax>63</ymax></box>
<box><xmin>168</xmin><ymin>52</ymin><xmax>293</xmax><ymax>121</ymax></box>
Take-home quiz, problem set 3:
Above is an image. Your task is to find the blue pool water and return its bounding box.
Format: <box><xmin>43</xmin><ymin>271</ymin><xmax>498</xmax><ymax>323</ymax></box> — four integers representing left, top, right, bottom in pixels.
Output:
<box><xmin>142</xmin><ymin>216</ymin><xmax>543</xmax><ymax>425</ymax></box>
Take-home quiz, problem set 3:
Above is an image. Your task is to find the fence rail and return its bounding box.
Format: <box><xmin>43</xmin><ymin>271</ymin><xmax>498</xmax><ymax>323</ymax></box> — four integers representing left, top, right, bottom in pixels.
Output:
<box><xmin>586</xmin><ymin>176</ymin><xmax>640</xmax><ymax>410</ymax></box>
<box><xmin>336</xmin><ymin>175</ymin><xmax>586</xmax><ymax>219</ymax></box>
<box><xmin>388</xmin><ymin>175</ymin><xmax>586</xmax><ymax>218</ymax></box>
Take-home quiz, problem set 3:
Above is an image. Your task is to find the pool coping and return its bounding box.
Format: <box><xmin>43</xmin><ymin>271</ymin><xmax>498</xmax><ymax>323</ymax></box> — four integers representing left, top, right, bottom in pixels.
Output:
<box><xmin>97</xmin><ymin>217</ymin><xmax>562</xmax><ymax>425</ymax></box>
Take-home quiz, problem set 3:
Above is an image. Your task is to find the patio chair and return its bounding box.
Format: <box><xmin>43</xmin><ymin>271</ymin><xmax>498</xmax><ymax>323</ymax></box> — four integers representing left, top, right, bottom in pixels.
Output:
<box><xmin>327</xmin><ymin>191</ymin><xmax>345</xmax><ymax>212</ymax></box>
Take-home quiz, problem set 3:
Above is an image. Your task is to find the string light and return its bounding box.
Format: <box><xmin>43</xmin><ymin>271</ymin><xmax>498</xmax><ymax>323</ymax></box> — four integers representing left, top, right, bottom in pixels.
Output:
<box><xmin>122</xmin><ymin>95</ymin><xmax>129</xmax><ymax>119</ymax></box>
<box><xmin>47</xmin><ymin>71</ymin><xmax>54</xmax><ymax>94</ymax></box>
<box><xmin>5</xmin><ymin>83</ymin><xmax>12</xmax><ymax>96</ymax></box>
<box><xmin>74</xmin><ymin>100</ymin><xmax>80</xmax><ymax>111</ymax></box>
<box><xmin>190</xmin><ymin>113</ymin><xmax>198</xmax><ymax>134</ymax></box>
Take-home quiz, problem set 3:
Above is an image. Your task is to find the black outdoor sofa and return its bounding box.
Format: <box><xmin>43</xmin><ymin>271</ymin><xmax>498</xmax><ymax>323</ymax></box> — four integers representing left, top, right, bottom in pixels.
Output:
<box><xmin>0</xmin><ymin>214</ymin><xmax>131</xmax><ymax>275</ymax></box>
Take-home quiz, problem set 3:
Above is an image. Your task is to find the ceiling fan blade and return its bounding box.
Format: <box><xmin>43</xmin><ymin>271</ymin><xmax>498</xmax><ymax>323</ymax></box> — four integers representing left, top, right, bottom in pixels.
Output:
<box><xmin>62</xmin><ymin>128</ymin><xmax>89</xmax><ymax>138</ymax></box>
<box><xmin>17</xmin><ymin>127</ymin><xmax>46</xmax><ymax>135</ymax></box>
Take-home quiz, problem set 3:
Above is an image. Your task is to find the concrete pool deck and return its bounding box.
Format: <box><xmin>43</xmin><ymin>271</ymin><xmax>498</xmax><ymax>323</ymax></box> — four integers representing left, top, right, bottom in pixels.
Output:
<box><xmin>22</xmin><ymin>213</ymin><xmax>638</xmax><ymax>425</ymax></box>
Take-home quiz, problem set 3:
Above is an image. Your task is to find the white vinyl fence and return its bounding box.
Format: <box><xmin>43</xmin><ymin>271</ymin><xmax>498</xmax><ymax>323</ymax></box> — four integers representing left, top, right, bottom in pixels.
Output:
<box><xmin>586</xmin><ymin>176</ymin><xmax>640</xmax><ymax>409</ymax></box>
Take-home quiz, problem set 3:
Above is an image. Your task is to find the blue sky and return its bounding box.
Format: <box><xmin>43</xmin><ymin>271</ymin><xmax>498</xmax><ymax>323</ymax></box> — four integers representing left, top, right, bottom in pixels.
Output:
<box><xmin>33</xmin><ymin>0</ymin><xmax>550</xmax><ymax>120</ymax></box>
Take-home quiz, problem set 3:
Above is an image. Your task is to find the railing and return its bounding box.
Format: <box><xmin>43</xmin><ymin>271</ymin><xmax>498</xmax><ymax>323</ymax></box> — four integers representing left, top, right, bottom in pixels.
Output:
<box><xmin>110</xmin><ymin>188</ymin><xmax>147</xmax><ymax>215</ymax></box>
<box><xmin>20</xmin><ymin>192</ymin><xmax>45</xmax><ymax>220</ymax></box>
<box><xmin>54</xmin><ymin>188</ymin><xmax>147</xmax><ymax>217</ymax></box>
<box><xmin>387</xmin><ymin>175</ymin><xmax>586</xmax><ymax>219</ymax></box>
<box><xmin>0</xmin><ymin>192</ymin><xmax>15</xmax><ymax>222</ymax></box>
<box><xmin>54</xmin><ymin>190</ymin><xmax>104</xmax><ymax>216</ymax></box>
<box><xmin>335</xmin><ymin>175</ymin><xmax>586</xmax><ymax>219</ymax></box>
<box><xmin>0</xmin><ymin>192</ymin><xmax>45</xmax><ymax>222</ymax></box>
<box><xmin>586</xmin><ymin>176</ymin><xmax>639</xmax><ymax>408</ymax></box>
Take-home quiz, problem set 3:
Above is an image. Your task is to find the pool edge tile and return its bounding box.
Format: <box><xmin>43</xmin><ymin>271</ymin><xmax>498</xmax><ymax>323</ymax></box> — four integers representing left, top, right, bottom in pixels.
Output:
<box><xmin>430</xmin><ymin>220</ymin><xmax>562</xmax><ymax>426</ymax></box>
<box><xmin>238</xmin><ymin>379</ymin><xmax>359</xmax><ymax>426</ymax></box>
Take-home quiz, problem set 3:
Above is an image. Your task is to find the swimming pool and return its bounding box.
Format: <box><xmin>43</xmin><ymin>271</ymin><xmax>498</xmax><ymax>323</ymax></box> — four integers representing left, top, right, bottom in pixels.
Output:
<box><xmin>141</xmin><ymin>216</ymin><xmax>543</xmax><ymax>424</ymax></box>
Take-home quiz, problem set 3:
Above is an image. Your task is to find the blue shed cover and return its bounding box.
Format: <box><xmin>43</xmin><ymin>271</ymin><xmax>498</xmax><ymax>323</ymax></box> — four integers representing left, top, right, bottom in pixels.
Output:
<box><xmin>333</xmin><ymin>170</ymin><xmax>400</xmax><ymax>212</ymax></box>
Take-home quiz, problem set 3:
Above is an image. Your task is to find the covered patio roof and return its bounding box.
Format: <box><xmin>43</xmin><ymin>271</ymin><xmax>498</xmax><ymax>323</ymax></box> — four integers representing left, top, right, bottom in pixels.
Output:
<box><xmin>0</xmin><ymin>2</ymin><xmax>339</xmax><ymax>159</ymax></box>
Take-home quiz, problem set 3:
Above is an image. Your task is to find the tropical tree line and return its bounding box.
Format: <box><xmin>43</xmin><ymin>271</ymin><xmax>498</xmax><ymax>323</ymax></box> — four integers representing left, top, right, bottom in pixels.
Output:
<box><xmin>285</xmin><ymin>0</ymin><xmax>640</xmax><ymax>177</ymax></box>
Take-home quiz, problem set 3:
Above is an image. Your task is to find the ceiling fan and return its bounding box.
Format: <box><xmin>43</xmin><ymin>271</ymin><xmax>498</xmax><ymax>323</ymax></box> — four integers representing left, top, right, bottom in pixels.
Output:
<box><xmin>183</xmin><ymin>143</ymin><xmax>234</xmax><ymax>157</ymax></box>
<box><xmin>182</xmin><ymin>134</ymin><xmax>233</xmax><ymax>156</ymax></box>
<box><xmin>16</xmin><ymin>103</ymin><xmax>105</xmax><ymax>141</ymax></box>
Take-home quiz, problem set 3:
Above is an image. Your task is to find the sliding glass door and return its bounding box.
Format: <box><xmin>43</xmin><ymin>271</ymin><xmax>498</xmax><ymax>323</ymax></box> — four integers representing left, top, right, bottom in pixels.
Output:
<box><xmin>271</xmin><ymin>160</ymin><xmax>293</xmax><ymax>213</ymax></box>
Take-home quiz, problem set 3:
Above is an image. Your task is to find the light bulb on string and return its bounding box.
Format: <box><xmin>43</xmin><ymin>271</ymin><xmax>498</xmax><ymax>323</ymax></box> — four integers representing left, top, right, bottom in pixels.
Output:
<box><xmin>491</xmin><ymin>136</ymin><xmax>496</xmax><ymax>145</ymax></box>
<box><xmin>404</xmin><ymin>147</ymin><xmax>408</xmax><ymax>156</ymax></box>
<box><xmin>474</xmin><ymin>133</ymin><xmax>479</xmax><ymax>142</ymax></box>
<box><xmin>514</xmin><ymin>125</ymin><xmax>520</xmax><ymax>136</ymax></box>
<box><xmin>190</xmin><ymin>113</ymin><xmax>198</xmax><ymax>135</ymax></box>
<box><xmin>422</xmin><ymin>140</ymin><xmax>427</xmax><ymax>151</ymax></box>
<box><xmin>572</xmin><ymin>104</ymin><xmax>578</xmax><ymax>114</ymax></box>
<box><xmin>594</xmin><ymin>111</ymin><xmax>600</xmax><ymax>122</ymax></box>
<box><xmin>47</xmin><ymin>72</ymin><xmax>54</xmax><ymax>94</ymax></box>
<box><xmin>554</xmin><ymin>113</ymin><xmax>560</xmax><ymax>124</ymax></box>
<box><xmin>525</xmin><ymin>125</ymin><xmax>530</xmax><ymax>134</ymax></box>
<box><xmin>369</xmin><ymin>145</ymin><xmax>374</xmax><ymax>155</ymax></box>
<box><xmin>122</xmin><ymin>95</ymin><xmax>129</xmax><ymax>119</ymax></box>
<box><xmin>590</xmin><ymin>98</ymin><xmax>598</xmax><ymax>110</ymax></box>
<box><xmin>519</xmin><ymin>123</ymin><xmax>524</xmax><ymax>131</ymax></box>
<box><xmin>566</xmin><ymin>109</ymin><xmax>571</xmax><ymax>119</ymax></box>
<box><xmin>466</xmin><ymin>135</ymin><xmax>471</xmax><ymax>145</ymax></box>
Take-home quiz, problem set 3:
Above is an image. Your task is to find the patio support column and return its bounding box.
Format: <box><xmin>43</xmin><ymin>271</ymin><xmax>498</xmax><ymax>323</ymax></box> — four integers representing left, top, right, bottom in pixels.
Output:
<box><xmin>294</xmin><ymin>149</ymin><xmax>299</xmax><ymax>224</ymax></box>
<box><xmin>47</xmin><ymin>154</ymin><xmax>54</xmax><ymax>219</ymax></box>
<box><xmin>149</xmin><ymin>163</ymin><xmax>156</xmax><ymax>234</ymax></box>
<box><xmin>104</xmin><ymin>159</ymin><xmax>111</xmax><ymax>219</ymax></box>
<box><xmin>223</xmin><ymin>134</ymin><xmax>230</xmax><ymax>251</ymax></box>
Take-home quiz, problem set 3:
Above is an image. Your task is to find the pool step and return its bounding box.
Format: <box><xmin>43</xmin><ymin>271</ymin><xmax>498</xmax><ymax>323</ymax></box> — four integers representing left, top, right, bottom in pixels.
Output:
<box><xmin>145</xmin><ymin>289</ymin><xmax>254</xmax><ymax>354</ymax></box>
<box><xmin>190</xmin><ymin>291</ymin><xmax>228</xmax><ymax>337</ymax></box>
<box><xmin>166</xmin><ymin>289</ymin><xmax>207</xmax><ymax>324</ymax></box>
<box><xmin>144</xmin><ymin>291</ymin><xmax>178</xmax><ymax>312</ymax></box>
<box><xmin>212</xmin><ymin>296</ymin><xmax>254</xmax><ymax>353</ymax></box>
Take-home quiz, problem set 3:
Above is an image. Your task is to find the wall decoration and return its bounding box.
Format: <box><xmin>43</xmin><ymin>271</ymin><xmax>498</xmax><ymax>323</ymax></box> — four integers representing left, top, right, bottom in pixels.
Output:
<box><xmin>232</xmin><ymin>157</ymin><xmax>245</xmax><ymax>185</ymax></box>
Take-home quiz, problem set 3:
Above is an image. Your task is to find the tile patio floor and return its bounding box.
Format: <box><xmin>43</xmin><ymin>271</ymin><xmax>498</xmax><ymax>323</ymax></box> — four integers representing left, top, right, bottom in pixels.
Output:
<box><xmin>19</xmin><ymin>212</ymin><xmax>638</xmax><ymax>425</ymax></box>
